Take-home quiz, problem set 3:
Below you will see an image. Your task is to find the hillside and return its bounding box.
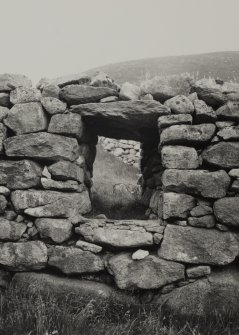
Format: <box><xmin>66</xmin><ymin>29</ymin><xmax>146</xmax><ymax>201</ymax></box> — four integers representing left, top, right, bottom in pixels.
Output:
<box><xmin>87</xmin><ymin>51</ymin><xmax>239</xmax><ymax>84</ymax></box>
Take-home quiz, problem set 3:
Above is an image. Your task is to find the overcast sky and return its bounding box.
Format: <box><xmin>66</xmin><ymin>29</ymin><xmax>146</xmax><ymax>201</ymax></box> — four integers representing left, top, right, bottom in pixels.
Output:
<box><xmin>1</xmin><ymin>0</ymin><xmax>239</xmax><ymax>82</ymax></box>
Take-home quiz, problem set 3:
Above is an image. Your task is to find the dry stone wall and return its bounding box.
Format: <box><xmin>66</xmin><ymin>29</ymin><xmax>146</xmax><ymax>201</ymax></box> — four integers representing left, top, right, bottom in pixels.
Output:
<box><xmin>98</xmin><ymin>137</ymin><xmax>141</xmax><ymax>167</ymax></box>
<box><xmin>1</xmin><ymin>72</ymin><xmax>239</xmax><ymax>318</ymax></box>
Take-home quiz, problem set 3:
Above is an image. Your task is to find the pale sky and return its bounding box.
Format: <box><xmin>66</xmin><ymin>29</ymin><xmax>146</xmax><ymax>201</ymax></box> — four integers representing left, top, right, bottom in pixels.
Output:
<box><xmin>1</xmin><ymin>0</ymin><xmax>239</xmax><ymax>82</ymax></box>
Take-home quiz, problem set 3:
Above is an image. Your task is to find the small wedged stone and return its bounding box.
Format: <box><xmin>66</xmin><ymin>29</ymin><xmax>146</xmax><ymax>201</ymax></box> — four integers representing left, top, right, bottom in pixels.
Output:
<box><xmin>42</xmin><ymin>166</ymin><xmax>51</xmax><ymax>179</ymax></box>
<box><xmin>188</xmin><ymin>215</ymin><xmax>215</xmax><ymax>228</ymax></box>
<box><xmin>231</xmin><ymin>180</ymin><xmax>239</xmax><ymax>192</ymax></box>
<box><xmin>119</xmin><ymin>82</ymin><xmax>141</xmax><ymax>100</ymax></box>
<box><xmin>229</xmin><ymin>168</ymin><xmax>239</xmax><ymax>178</ymax></box>
<box><xmin>202</xmin><ymin>142</ymin><xmax>239</xmax><ymax>169</ymax></box>
<box><xmin>76</xmin><ymin>240</ymin><xmax>102</xmax><ymax>253</ymax></box>
<box><xmin>100</xmin><ymin>96</ymin><xmax>118</xmax><ymax>103</ymax></box>
<box><xmin>0</xmin><ymin>93</ymin><xmax>10</xmax><ymax>107</ymax></box>
<box><xmin>161</xmin><ymin>145</ymin><xmax>199</xmax><ymax>169</ymax></box>
<box><xmin>160</xmin><ymin>124</ymin><xmax>215</xmax><ymax>145</ymax></box>
<box><xmin>164</xmin><ymin>95</ymin><xmax>194</xmax><ymax>114</ymax></box>
<box><xmin>41</xmin><ymin>177</ymin><xmax>80</xmax><ymax>192</ymax></box>
<box><xmin>11</xmin><ymin>190</ymin><xmax>91</xmax><ymax>218</ymax></box>
<box><xmin>48</xmin><ymin>113</ymin><xmax>84</xmax><ymax>139</ymax></box>
<box><xmin>162</xmin><ymin>169</ymin><xmax>230</xmax><ymax>198</ymax></box>
<box><xmin>214</xmin><ymin>197</ymin><xmax>239</xmax><ymax>227</ymax></box>
<box><xmin>60</xmin><ymin>85</ymin><xmax>117</xmax><ymax>105</ymax></box>
<box><xmin>0</xmin><ymin>160</ymin><xmax>42</xmax><ymax>189</ymax></box>
<box><xmin>0</xmin><ymin>74</ymin><xmax>32</xmax><ymax>92</ymax></box>
<box><xmin>140</xmin><ymin>93</ymin><xmax>154</xmax><ymax>101</ymax></box>
<box><xmin>193</xmin><ymin>99</ymin><xmax>217</xmax><ymax>123</ymax></box>
<box><xmin>163</xmin><ymin>192</ymin><xmax>195</xmax><ymax>219</ymax></box>
<box><xmin>10</xmin><ymin>87</ymin><xmax>41</xmax><ymax>104</ymax></box>
<box><xmin>4</xmin><ymin>102</ymin><xmax>48</xmax><ymax>135</ymax></box>
<box><xmin>0</xmin><ymin>218</ymin><xmax>26</xmax><ymax>241</ymax></box>
<box><xmin>217</xmin><ymin>126</ymin><xmax>239</xmax><ymax>140</ymax></box>
<box><xmin>190</xmin><ymin>205</ymin><xmax>213</xmax><ymax>217</ymax></box>
<box><xmin>75</xmin><ymin>218</ymin><xmax>163</xmax><ymax>248</ymax></box>
<box><xmin>158</xmin><ymin>225</ymin><xmax>239</xmax><ymax>265</ymax></box>
<box><xmin>216</xmin><ymin>101</ymin><xmax>239</xmax><ymax>121</ymax></box>
<box><xmin>216</xmin><ymin>121</ymin><xmax>235</xmax><ymax>129</ymax></box>
<box><xmin>4</xmin><ymin>132</ymin><xmax>80</xmax><ymax>162</ymax></box>
<box><xmin>0</xmin><ymin>186</ymin><xmax>10</xmax><ymax>196</ymax></box>
<box><xmin>48</xmin><ymin>160</ymin><xmax>84</xmax><ymax>183</ymax></box>
<box><xmin>48</xmin><ymin>246</ymin><xmax>104</xmax><ymax>274</ymax></box>
<box><xmin>107</xmin><ymin>253</ymin><xmax>185</xmax><ymax>290</ymax></box>
<box><xmin>41</xmin><ymin>97</ymin><xmax>67</xmax><ymax>115</ymax></box>
<box><xmin>186</xmin><ymin>266</ymin><xmax>211</xmax><ymax>279</ymax></box>
<box><xmin>35</xmin><ymin>218</ymin><xmax>72</xmax><ymax>243</ymax></box>
<box><xmin>132</xmin><ymin>249</ymin><xmax>149</xmax><ymax>260</ymax></box>
<box><xmin>0</xmin><ymin>241</ymin><xmax>47</xmax><ymax>271</ymax></box>
<box><xmin>158</xmin><ymin>114</ymin><xmax>192</xmax><ymax>131</ymax></box>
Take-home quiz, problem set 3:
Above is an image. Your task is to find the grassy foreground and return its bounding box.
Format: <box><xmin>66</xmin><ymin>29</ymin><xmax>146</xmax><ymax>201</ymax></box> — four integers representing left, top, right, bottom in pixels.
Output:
<box><xmin>0</xmin><ymin>286</ymin><xmax>239</xmax><ymax>335</ymax></box>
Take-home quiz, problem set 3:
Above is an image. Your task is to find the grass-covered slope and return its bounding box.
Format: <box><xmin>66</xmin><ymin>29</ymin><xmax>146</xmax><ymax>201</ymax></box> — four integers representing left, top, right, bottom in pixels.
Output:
<box><xmin>87</xmin><ymin>51</ymin><xmax>239</xmax><ymax>84</ymax></box>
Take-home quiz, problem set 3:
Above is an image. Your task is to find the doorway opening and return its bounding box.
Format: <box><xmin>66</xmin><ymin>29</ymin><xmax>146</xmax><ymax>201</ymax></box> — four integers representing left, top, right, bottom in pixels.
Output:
<box><xmin>91</xmin><ymin>137</ymin><xmax>147</xmax><ymax>219</ymax></box>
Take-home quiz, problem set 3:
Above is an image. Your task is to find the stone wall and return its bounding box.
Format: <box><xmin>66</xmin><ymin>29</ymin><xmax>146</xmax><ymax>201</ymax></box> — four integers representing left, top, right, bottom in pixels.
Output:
<box><xmin>98</xmin><ymin>137</ymin><xmax>141</xmax><ymax>167</ymax></box>
<box><xmin>1</xmin><ymin>72</ymin><xmax>239</xmax><ymax>318</ymax></box>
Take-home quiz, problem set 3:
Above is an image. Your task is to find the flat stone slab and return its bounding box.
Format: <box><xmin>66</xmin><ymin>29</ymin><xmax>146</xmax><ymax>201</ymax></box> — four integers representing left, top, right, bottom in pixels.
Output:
<box><xmin>107</xmin><ymin>253</ymin><xmax>185</xmax><ymax>290</ymax></box>
<box><xmin>162</xmin><ymin>169</ymin><xmax>230</xmax><ymax>198</ymax></box>
<box><xmin>11</xmin><ymin>189</ymin><xmax>91</xmax><ymax>218</ymax></box>
<box><xmin>0</xmin><ymin>160</ymin><xmax>42</xmax><ymax>189</ymax></box>
<box><xmin>4</xmin><ymin>132</ymin><xmax>80</xmax><ymax>162</ymax></box>
<box><xmin>70</xmin><ymin>100</ymin><xmax>170</xmax><ymax>141</ymax></box>
<box><xmin>202</xmin><ymin>142</ymin><xmax>239</xmax><ymax>169</ymax></box>
<box><xmin>158</xmin><ymin>225</ymin><xmax>239</xmax><ymax>265</ymax></box>
<box><xmin>60</xmin><ymin>85</ymin><xmax>117</xmax><ymax>105</ymax></box>
<box><xmin>48</xmin><ymin>246</ymin><xmax>104</xmax><ymax>274</ymax></box>
<box><xmin>75</xmin><ymin>218</ymin><xmax>164</xmax><ymax>248</ymax></box>
<box><xmin>160</xmin><ymin>124</ymin><xmax>216</xmax><ymax>145</ymax></box>
<box><xmin>214</xmin><ymin>197</ymin><xmax>239</xmax><ymax>227</ymax></box>
<box><xmin>158</xmin><ymin>114</ymin><xmax>192</xmax><ymax>130</ymax></box>
<box><xmin>0</xmin><ymin>241</ymin><xmax>47</xmax><ymax>271</ymax></box>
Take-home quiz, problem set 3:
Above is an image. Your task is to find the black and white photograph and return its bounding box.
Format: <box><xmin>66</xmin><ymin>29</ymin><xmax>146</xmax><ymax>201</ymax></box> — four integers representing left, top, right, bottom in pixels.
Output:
<box><xmin>0</xmin><ymin>0</ymin><xmax>239</xmax><ymax>334</ymax></box>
